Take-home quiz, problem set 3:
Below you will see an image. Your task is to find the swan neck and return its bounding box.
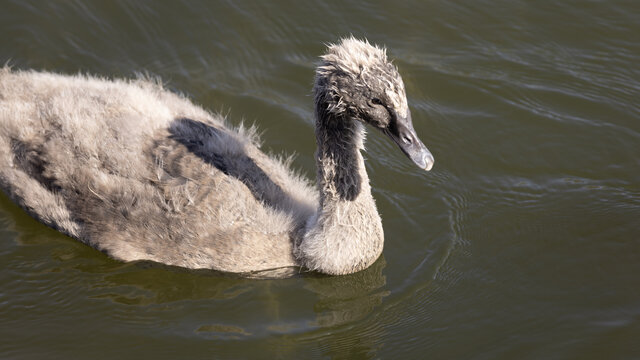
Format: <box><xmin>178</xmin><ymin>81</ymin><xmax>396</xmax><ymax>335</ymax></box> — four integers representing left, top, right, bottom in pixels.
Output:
<box><xmin>314</xmin><ymin>113</ymin><xmax>370</xmax><ymax>204</ymax></box>
<box><xmin>294</xmin><ymin>110</ymin><xmax>383</xmax><ymax>275</ymax></box>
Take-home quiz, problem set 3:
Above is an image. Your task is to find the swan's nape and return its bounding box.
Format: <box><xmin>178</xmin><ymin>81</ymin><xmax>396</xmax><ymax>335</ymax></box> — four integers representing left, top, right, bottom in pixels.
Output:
<box><xmin>0</xmin><ymin>37</ymin><xmax>434</xmax><ymax>277</ymax></box>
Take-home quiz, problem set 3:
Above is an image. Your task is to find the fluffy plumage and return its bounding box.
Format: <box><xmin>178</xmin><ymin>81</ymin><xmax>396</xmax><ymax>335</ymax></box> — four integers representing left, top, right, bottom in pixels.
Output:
<box><xmin>0</xmin><ymin>38</ymin><xmax>430</xmax><ymax>276</ymax></box>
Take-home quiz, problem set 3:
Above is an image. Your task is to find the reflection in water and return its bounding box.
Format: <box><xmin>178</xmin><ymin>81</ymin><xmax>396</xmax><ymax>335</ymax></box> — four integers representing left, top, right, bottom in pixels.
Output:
<box><xmin>88</xmin><ymin>255</ymin><xmax>389</xmax><ymax>332</ymax></box>
<box><xmin>91</xmin><ymin>263</ymin><xmax>255</xmax><ymax>305</ymax></box>
<box><xmin>304</xmin><ymin>256</ymin><xmax>388</xmax><ymax>327</ymax></box>
<box><xmin>302</xmin><ymin>257</ymin><xmax>388</xmax><ymax>359</ymax></box>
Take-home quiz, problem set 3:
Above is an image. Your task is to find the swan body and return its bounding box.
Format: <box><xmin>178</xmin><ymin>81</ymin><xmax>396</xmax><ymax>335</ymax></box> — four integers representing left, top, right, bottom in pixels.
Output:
<box><xmin>0</xmin><ymin>38</ymin><xmax>433</xmax><ymax>276</ymax></box>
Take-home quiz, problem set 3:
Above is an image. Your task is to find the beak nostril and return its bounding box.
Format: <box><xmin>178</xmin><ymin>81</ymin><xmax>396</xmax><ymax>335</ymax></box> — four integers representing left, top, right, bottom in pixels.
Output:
<box><xmin>402</xmin><ymin>135</ymin><xmax>412</xmax><ymax>144</ymax></box>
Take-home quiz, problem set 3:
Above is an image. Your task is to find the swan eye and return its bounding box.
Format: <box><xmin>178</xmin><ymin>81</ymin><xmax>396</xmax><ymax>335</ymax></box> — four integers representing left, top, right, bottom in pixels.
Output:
<box><xmin>371</xmin><ymin>98</ymin><xmax>383</xmax><ymax>105</ymax></box>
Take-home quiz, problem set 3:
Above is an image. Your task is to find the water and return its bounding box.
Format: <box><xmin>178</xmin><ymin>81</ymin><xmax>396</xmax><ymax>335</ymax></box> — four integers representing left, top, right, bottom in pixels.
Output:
<box><xmin>1</xmin><ymin>1</ymin><xmax>639</xmax><ymax>358</ymax></box>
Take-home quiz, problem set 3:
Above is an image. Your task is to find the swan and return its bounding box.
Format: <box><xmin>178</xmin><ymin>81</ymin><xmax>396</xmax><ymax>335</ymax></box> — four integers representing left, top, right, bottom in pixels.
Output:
<box><xmin>0</xmin><ymin>38</ymin><xmax>434</xmax><ymax>276</ymax></box>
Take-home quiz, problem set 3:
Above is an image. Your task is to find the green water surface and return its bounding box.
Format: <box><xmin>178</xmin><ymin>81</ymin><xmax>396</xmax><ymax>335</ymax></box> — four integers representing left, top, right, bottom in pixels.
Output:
<box><xmin>1</xmin><ymin>1</ymin><xmax>639</xmax><ymax>359</ymax></box>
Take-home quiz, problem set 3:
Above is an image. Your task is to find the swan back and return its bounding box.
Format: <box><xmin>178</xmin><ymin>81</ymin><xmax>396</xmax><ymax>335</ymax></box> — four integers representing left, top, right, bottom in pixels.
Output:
<box><xmin>0</xmin><ymin>68</ymin><xmax>317</xmax><ymax>274</ymax></box>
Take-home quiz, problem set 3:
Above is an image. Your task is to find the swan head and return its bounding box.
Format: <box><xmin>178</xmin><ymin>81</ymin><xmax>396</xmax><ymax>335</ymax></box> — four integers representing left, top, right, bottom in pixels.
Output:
<box><xmin>314</xmin><ymin>37</ymin><xmax>434</xmax><ymax>171</ymax></box>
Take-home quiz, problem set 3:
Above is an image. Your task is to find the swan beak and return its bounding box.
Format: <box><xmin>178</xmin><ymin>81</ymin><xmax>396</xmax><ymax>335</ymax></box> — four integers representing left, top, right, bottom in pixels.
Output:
<box><xmin>385</xmin><ymin>110</ymin><xmax>434</xmax><ymax>171</ymax></box>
